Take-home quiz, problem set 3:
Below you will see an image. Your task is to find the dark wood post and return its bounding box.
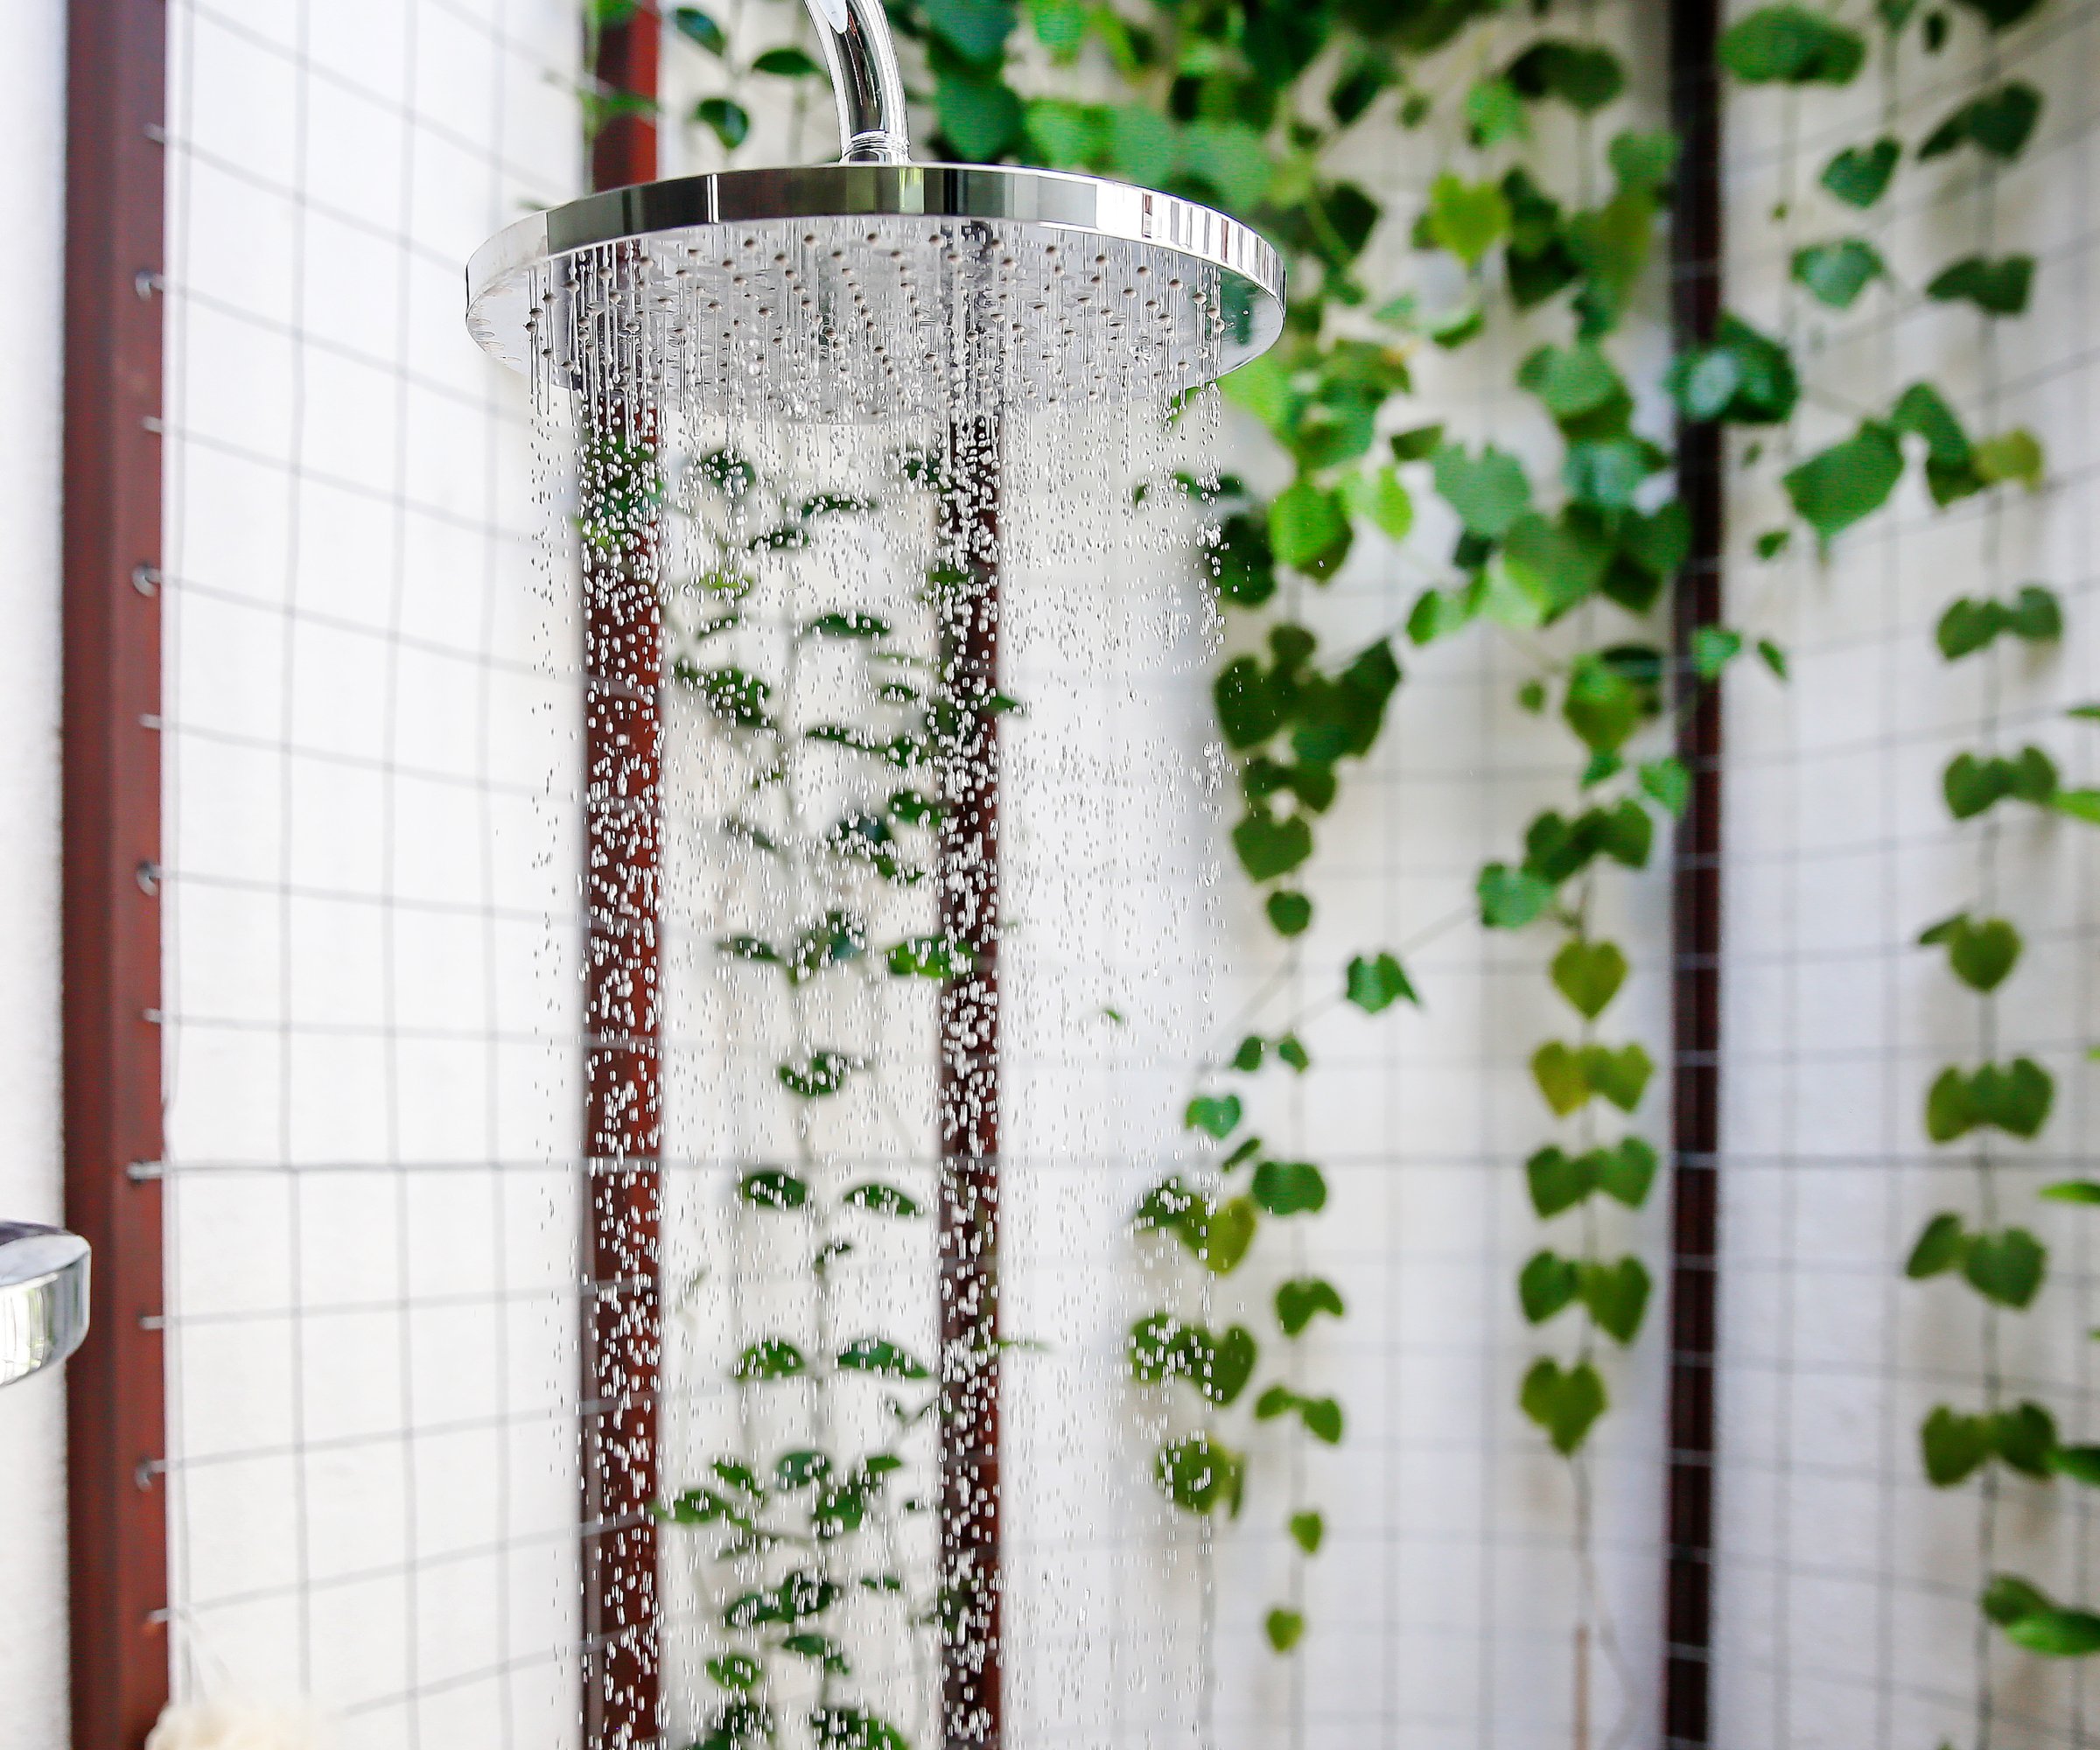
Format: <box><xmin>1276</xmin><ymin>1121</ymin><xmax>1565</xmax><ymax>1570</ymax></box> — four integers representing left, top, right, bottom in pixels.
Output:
<box><xmin>62</xmin><ymin>2</ymin><xmax>172</xmax><ymax>1745</ymax></box>
<box><xmin>937</xmin><ymin>409</ymin><xmax>1004</xmax><ymax>1750</ymax></box>
<box><xmin>579</xmin><ymin>8</ymin><xmax>664</xmax><ymax>1746</ymax></box>
<box><xmin>1664</xmin><ymin>0</ymin><xmax>1726</xmax><ymax>1741</ymax></box>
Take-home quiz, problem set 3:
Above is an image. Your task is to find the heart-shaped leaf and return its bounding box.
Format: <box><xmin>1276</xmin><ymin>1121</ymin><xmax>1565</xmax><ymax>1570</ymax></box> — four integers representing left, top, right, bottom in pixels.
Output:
<box><xmin>1265</xmin><ymin>1607</ymin><xmax>1306</xmax><ymax>1653</ymax></box>
<box><xmin>1596</xmin><ymin>1138</ymin><xmax>1659</xmax><ymax>1208</ymax></box>
<box><xmin>1583</xmin><ymin>1041</ymin><xmax>1655</xmax><ymax>1112</ymax></box>
<box><xmin>1970</xmin><ymin>1057</ymin><xmax>2054</xmax><ymax>1138</ymax></box>
<box><xmin>1532</xmin><ymin>1041</ymin><xmax>1591</xmax><ymax>1116</ymax></box>
<box><xmin>836</xmin><ymin>1337</ymin><xmax>929</xmax><ymax>1379</ymax></box>
<box><xmin>1964</xmin><ymin>1227</ymin><xmax>2047</xmax><ymax>1308</ymax></box>
<box><xmin>1992</xmin><ymin>1400</ymin><xmax>2059</xmax><ymax>1476</ymax></box>
<box><xmin>1185</xmin><ymin>1094</ymin><xmax>1243</xmax><ymax>1139</ymax></box>
<box><xmin>1252</xmin><ymin>1160</ymin><xmax>1328</xmax><ymax>1216</ymax></box>
<box><xmin>1154</xmin><ymin>1432</ymin><xmax>1244</xmax><ymax>1517</ymax></box>
<box><xmin>1578</xmin><ymin>1256</ymin><xmax>1652</xmax><ymax>1344</ymax></box>
<box><xmin>1276</xmin><ymin>1277</ymin><xmax>1348</xmax><ymax>1336</ymax></box>
<box><xmin>1922</xmin><ymin>1404</ymin><xmax>1992</xmax><ymax>1486</ymax></box>
<box><xmin>1905</xmin><ymin>1210</ymin><xmax>1968</xmax><ymax>1278</ymax></box>
<box><xmin>1519</xmin><ymin>1250</ymin><xmax>1580</xmax><ymax>1323</ymax></box>
<box><xmin>1346</xmin><ymin>951</ymin><xmax>1418</xmax><ymax>1013</ymax></box>
<box><xmin>1526</xmin><ymin>1144</ymin><xmax>1597</xmax><ymax>1218</ymax></box>
<box><xmin>1289</xmin><ymin>1510</ymin><xmax>1325</xmax><ymax>1554</ymax></box>
<box><xmin>1201</xmin><ymin>1196</ymin><xmax>1259</xmax><ymax>1275</ymax></box>
<box><xmin>1233</xmin><ymin>810</ymin><xmax>1315</xmax><ymax>881</ymax></box>
<box><xmin>1521</xmin><ymin>1357</ymin><xmax>1608</xmax><ymax>1455</ymax></box>
<box><xmin>1200</xmin><ymin>1323</ymin><xmax>1259</xmax><ymax>1407</ymax></box>
<box><xmin>1480</xmin><ymin>862</ymin><xmax>1557</xmax><ymax>928</ymax></box>
<box><xmin>1551</xmin><ymin>938</ymin><xmax>1629</xmax><ymax>1018</ymax></box>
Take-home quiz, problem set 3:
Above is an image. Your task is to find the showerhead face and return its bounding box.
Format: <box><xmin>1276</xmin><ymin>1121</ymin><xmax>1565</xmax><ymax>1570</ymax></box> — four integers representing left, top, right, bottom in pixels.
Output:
<box><xmin>466</xmin><ymin>163</ymin><xmax>1285</xmax><ymax>419</ymax></box>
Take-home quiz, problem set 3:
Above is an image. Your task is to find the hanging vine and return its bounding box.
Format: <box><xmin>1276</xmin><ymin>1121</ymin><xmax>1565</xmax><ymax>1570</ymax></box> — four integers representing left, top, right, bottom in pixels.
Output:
<box><xmin>581</xmin><ymin>0</ymin><xmax>2097</xmax><ymax>1723</ymax></box>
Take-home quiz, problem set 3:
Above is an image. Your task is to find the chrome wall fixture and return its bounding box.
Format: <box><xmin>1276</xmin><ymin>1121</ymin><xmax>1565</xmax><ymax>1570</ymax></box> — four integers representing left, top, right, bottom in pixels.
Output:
<box><xmin>0</xmin><ymin>1222</ymin><xmax>90</xmax><ymax>1389</ymax></box>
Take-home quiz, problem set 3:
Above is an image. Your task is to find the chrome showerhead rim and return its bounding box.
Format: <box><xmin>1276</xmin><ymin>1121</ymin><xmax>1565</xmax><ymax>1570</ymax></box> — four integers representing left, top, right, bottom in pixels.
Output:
<box><xmin>465</xmin><ymin>161</ymin><xmax>1286</xmax><ymax>382</ymax></box>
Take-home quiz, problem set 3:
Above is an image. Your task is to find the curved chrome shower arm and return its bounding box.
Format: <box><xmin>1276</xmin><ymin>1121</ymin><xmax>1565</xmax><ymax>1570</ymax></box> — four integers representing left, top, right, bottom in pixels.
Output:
<box><xmin>802</xmin><ymin>0</ymin><xmax>913</xmax><ymax>164</ymax></box>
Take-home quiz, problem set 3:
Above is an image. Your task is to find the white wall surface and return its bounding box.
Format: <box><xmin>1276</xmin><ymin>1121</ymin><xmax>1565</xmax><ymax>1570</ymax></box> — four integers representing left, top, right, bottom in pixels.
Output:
<box><xmin>0</xmin><ymin>4</ymin><xmax>73</xmax><ymax>1748</ymax></box>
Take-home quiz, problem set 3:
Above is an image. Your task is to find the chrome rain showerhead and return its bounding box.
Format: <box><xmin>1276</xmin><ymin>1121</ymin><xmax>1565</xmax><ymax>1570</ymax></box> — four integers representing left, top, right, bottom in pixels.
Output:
<box><xmin>464</xmin><ymin>0</ymin><xmax>1284</xmax><ymax>416</ymax></box>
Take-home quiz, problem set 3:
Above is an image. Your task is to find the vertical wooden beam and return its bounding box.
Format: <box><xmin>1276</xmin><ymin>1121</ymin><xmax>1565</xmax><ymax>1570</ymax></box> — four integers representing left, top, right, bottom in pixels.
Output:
<box><xmin>62</xmin><ymin>1</ymin><xmax>172</xmax><ymax>1745</ymax></box>
<box><xmin>937</xmin><ymin>408</ymin><xmax>1004</xmax><ymax>1750</ymax></box>
<box><xmin>1664</xmin><ymin>0</ymin><xmax>1726</xmax><ymax>1742</ymax></box>
<box><xmin>579</xmin><ymin>10</ymin><xmax>663</xmax><ymax>1746</ymax></box>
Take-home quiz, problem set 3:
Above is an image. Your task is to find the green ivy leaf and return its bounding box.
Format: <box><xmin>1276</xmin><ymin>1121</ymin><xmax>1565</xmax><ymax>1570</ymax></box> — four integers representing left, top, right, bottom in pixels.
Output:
<box><xmin>1974</xmin><ymin>429</ymin><xmax>2045</xmax><ymax>489</ymax></box>
<box><xmin>886</xmin><ymin>934</ymin><xmax>976</xmax><ymax>978</ymax></box>
<box><xmin>694</xmin><ymin>96</ymin><xmax>752</xmax><ymax>150</ymax></box>
<box><xmin>1265</xmin><ymin>891</ymin><xmax>1313</xmax><ymax>936</ymax></box>
<box><xmin>1426</xmin><ymin>172</ymin><xmax>1513</xmax><ymax>266</ymax></box>
<box><xmin>1520</xmin><ymin>1250</ymin><xmax>1580</xmax><ymax>1322</ymax></box>
<box><xmin>739</xmin><ymin>1168</ymin><xmax>810</xmax><ymax>1210</ymax></box>
<box><xmin>844</xmin><ymin>1181</ymin><xmax>921</xmax><ymax>1218</ymax></box>
<box><xmin>1579</xmin><ymin>1256</ymin><xmax>1651</xmax><ymax>1344</ymax></box>
<box><xmin>1821</xmin><ymin>137</ymin><xmax>1900</xmax><ymax>206</ymax></box>
<box><xmin>1532</xmin><ymin>1041</ymin><xmax>1590</xmax><ymax>1116</ymax></box>
<box><xmin>1691</xmin><ymin>626</ymin><xmax>1744</xmax><ymax>679</ymax></box>
<box><xmin>1201</xmin><ymin>1323</ymin><xmax>1259</xmax><ymax>1406</ymax></box>
<box><xmin>1270</xmin><ymin>480</ymin><xmax>1354</xmax><ymax>577</ymax></box>
<box><xmin>735</xmin><ymin>1337</ymin><xmax>808</xmax><ymax>1381</ymax></box>
<box><xmin>1233</xmin><ymin>810</ymin><xmax>1315</xmax><ymax>881</ymax></box>
<box><xmin>751</xmin><ymin>45</ymin><xmax>822</xmax><ymax>76</ymax></box>
<box><xmin>1906</xmin><ymin>1211</ymin><xmax>1969</xmax><ymax>1278</ymax></box>
<box><xmin>1994</xmin><ymin>1401</ymin><xmax>2061</xmax><ymax>1477</ymax></box>
<box><xmin>1278</xmin><ymin>1033</ymin><xmax>1311</xmax><ymax>1072</ymax></box>
<box><xmin>1609</xmin><ymin>129</ymin><xmax>1681</xmax><ymax>192</ymax></box>
<box><xmin>1300</xmin><ymin>1396</ymin><xmax>1346</xmax><ymax>1443</ymax></box>
<box><xmin>1346</xmin><ymin>951</ymin><xmax>1418</xmax><ymax>1013</ymax></box>
<box><xmin>1550</xmin><ymin>939</ymin><xmax>1629</xmax><ymax>1018</ymax></box>
<box><xmin>1521</xmin><ymin>1357</ymin><xmax>1608</xmax><ymax>1455</ymax></box>
<box><xmin>1927</xmin><ymin>1058</ymin><xmax>2055</xmax><ymax>1140</ymax></box>
<box><xmin>673</xmin><ymin>8</ymin><xmax>729</xmax><ymax>54</ymax></box>
<box><xmin>836</xmin><ymin>1337</ymin><xmax>930</xmax><ymax>1379</ymax></box>
<box><xmin>1922</xmin><ymin>81</ymin><xmax>2042</xmax><ymax>161</ymax></box>
<box><xmin>1640</xmin><ymin>757</ymin><xmax>1691</xmax><ymax>817</ymax></box>
<box><xmin>779</xmin><ymin>1050</ymin><xmax>858</xmax><ymax>1099</ymax></box>
<box><xmin>1252</xmin><ymin>1160</ymin><xmax>1328</xmax><ymax>1216</ymax></box>
<box><xmin>1517</xmin><ymin>341</ymin><xmax>1627</xmax><ymax>420</ymax></box>
<box><xmin>1466</xmin><ymin>76</ymin><xmax>1529</xmax><ymax>145</ymax></box>
<box><xmin>1598</xmin><ymin>1138</ymin><xmax>1660</xmax><ymax>1208</ymax></box>
<box><xmin>1918</xmin><ymin>912</ymin><xmax>2022</xmax><ymax>990</ymax></box>
<box><xmin>1718</xmin><ymin>5</ymin><xmax>1866</xmax><ymax>82</ymax></box>
<box><xmin>1526</xmin><ymin>1145</ymin><xmax>1595</xmax><ymax>1217</ymax></box>
<box><xmin>923</xmin><ymin>0</ymin><xmax>1018</xmax><ymax>62</ymax></box>
<box><xmin>1202</xmin><ymin>1196</ymin><xmax>1259</xmax><ymax>1275</ymax></box>
<box><xmin>1564</xmin><ymin>649</ymin><xmax>1661</xmax><ymax>754</ymax></box>
<box><xmin>707</xmin><ymin>1653</ymin><xmax>762</xmax><ymax>1690</ymax></box>
<box><xmin>1506</xmin><ymin>38</ymin><xmax>1625</xmax><ymax>110</ymax></box>
<box><xmin>810</xmin><ymin>1706</ymin><xmax>910</xmax><ymax>1750</ymax></box>
<box><xmin>932</xmin><ymin>62</ymin><xmax>1025</xmax><ymax>160</ymax></box>
<box><xmin>2052</xmin><ymin>1444</ymin><xmax>2100</xmax><ymax>1484</ymax></box>
<box><xmin>1432</xmin><ymin>442</ymin><xmax>1532</xmax><ymax>536</ymax></box>
<box><xmin>1964</xmin><ymin>1227</ymin><xmax>2047</xmax><ymax>1308</ymax></box>
<box><xmin>1792</xmin><ymin>238</ymin><xmax>1885</xmax><ymax>308</ymax></box>
<box><xmin>1502</xmin><ymin>513</ymin><xmax>1614</xmax><ymax>620</ymax></box>
<box><xmin>1185</xmin><ymin>1094</ymin><xmax>1243</xmax><ymax>1139</ymax></box>
<box><xmin>1480</xmin><ymin>863</ymin><xmax>1558</xmax><ymax>928</ymax></box>
<box><xmin>1783</xmin><ymin>423</ymin><xmax>1904</xmax><ymax>540</ymax></box>
<box><xmin>1154</xmin><ymin>1432</ymin><xmax>1244</xmax><ymax>1516</ymax></box>
<box><xmin>1276</xmin><ymin>1277</ymin><xmax>1348</xmax><ymax>1336</ymax></box>
<box><xmin>2053</xmin><ymin>788</ymin><xmax>2100</xmax><ymax>824</ymax></box>
<box><xmin>1922</xmin><ymin>1404</ymin><xmax>1993</xmax><ymax>1485</ymax></box>
<box><xmin>1290</xmin><ymin>1509</ymin><xmax>1325</xmax><ymax>1554</ymax></box>
<box><xmin>1265</xmin><ymin>1607</ymin><xmax>1306</xmax><ymax>1654</ymax></box>
<box><xmin>1926</xmin><ymin>254</ymin><xmax>2035</xmax><ymax>316</ymax></box>
<box><xmin>2042</xmin><ymin>1180</ymin><xmax>2100</xmax><ymax>1205</ymax></box>
<box><xmin>1585</xmin><ymin>1042</ymin><xmax>1655</xmax><ymax>1111</ymax></box>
